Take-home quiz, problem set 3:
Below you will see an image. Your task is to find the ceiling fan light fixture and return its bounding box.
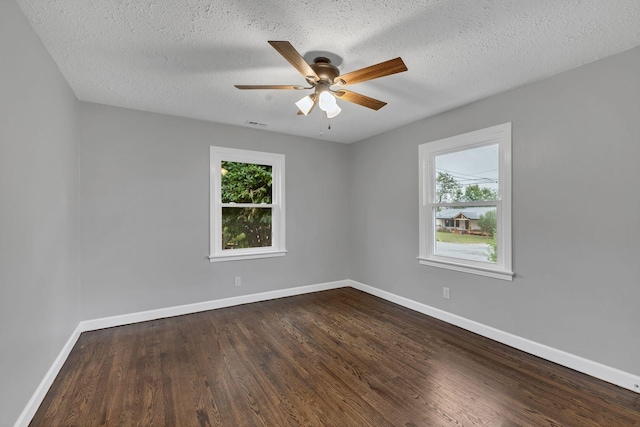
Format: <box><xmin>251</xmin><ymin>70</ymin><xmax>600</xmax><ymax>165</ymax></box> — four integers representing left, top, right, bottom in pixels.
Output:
<box><xmin>326</xmin><ymin>104</ymin><xmax>341</xmax><ymax>119</ymax></box>
<box><xmin>295</xmin><ymin>95</ymin><xmax>315</xmax><ymax>115</ymax></box>
<box><xmin>318</xmin><ymin>91</ymin><xmax>337</xmax><ymax>112</ymax></box>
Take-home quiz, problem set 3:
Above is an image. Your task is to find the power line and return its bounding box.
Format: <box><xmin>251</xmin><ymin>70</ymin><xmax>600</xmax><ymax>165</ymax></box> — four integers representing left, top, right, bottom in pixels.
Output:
<box><xmin>436</xmin><ymin>167</ymin><xmax>498</xmax><ymax>186</ymax></box>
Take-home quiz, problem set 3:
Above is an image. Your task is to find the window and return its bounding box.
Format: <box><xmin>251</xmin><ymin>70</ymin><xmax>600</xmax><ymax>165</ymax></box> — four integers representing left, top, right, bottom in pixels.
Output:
<box><xmin>210</xmin><ymin>146</ymin><xmax>286</xmax><ymax>262</ymax></box>
<box><xmin>419</xmin><ymin>123</ymin><xmax>513</xmax><ymax>280</ymax></box>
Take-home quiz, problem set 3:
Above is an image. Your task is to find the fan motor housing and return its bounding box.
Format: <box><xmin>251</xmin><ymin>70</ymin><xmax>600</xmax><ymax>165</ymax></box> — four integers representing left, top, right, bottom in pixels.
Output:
<box><xmin>310</xmin><ymin>57</ymin><xmax>340</xmax><ymax>83</ymax></box>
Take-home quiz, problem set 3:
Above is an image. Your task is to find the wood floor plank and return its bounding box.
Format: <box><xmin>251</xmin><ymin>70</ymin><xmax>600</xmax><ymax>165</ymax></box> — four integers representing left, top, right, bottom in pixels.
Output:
<box><xmin>30</xmin><ymin>288</ymin><xmax>640</xmax><ymax>426</ymax></box>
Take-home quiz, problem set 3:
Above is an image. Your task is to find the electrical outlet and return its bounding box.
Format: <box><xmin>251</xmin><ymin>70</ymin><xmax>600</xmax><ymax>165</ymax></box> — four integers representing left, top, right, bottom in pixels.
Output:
<box><xmin>234</xmin><ymin>276</ymin><xmax>241</xmax><ymax>287</ymax></box>
<box><xmin>443</xmin><ymin>287</ymin><xmax>451</xmax><ymax>299</ymax></box>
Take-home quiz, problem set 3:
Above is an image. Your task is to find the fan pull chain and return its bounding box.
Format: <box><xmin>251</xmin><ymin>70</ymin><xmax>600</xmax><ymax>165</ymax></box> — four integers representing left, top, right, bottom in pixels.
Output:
<box><xmin>326</xmin><ymin>110</ymin><xmax>332</xmax><ymax>130</ymax></box>
<box><xmin>318</xmin><ymin>111</ymin><xmax>332</xmax><ymax>136</ymax></box>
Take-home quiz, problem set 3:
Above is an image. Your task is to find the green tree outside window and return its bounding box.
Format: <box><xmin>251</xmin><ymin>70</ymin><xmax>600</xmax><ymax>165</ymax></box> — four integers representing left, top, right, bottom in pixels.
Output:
<box><xmin>221</xmin><ymin>161</ymin><xmax>273</xmax><ymax>249</ymax></box>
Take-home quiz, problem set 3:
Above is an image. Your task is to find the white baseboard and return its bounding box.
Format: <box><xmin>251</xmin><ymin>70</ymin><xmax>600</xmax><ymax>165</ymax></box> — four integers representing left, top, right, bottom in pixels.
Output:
<box><xmin>79</xmin><ymin>280</ymin><xmax>349</xmax><ymax>332</ymax></box>
<box><xmin>16</xmin><ymin>278</ymin><xmax>640</xmax><ymax>426</ymax></box>
<box><xmin>348</xmin><ymin>279</ymin><xmax>640</xmax><ymax>394</ymax></box>
<box><xmin>13</xmin><ymin>324</ymin><xmax>83</xmax><ymax>427</ymax></box>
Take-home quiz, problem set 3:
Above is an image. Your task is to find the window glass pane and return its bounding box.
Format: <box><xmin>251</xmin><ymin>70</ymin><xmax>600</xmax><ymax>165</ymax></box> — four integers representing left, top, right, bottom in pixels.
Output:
<box><xmin>435</xmin><ymin>145</ymin><xmax>498</xmax><ymax>203</ymax></box>
<box><xmin>221</xmin><ymin>161</ymin><xmax>272</xmax><ymax>204</ymax></box>
<box><xmin>222</xmin><ymin>207</ymin><xmax>272</xmax><ymax>250</ymax></box>
<box><xmin>435</xmin><ymin>206</ymin><xmax>497</xmax><ymax>263</ymax></box>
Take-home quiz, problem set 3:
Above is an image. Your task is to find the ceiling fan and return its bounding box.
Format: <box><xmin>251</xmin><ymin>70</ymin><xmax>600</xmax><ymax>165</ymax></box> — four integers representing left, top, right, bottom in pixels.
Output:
<box><xmin>235</xmin><ymin>41</ymin><xmax>408</xmax><ymax>119</ymax></box>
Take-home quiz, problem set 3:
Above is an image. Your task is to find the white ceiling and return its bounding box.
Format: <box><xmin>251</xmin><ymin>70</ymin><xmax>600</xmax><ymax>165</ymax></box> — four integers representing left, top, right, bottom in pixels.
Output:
<box><xmin>16</xmin><ymin>0</ymin><xmax>640</xmax><ymax>143</ymax></box>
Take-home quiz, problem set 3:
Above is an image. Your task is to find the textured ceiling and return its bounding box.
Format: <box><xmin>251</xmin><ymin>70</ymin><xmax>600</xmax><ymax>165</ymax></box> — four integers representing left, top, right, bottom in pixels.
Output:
<box><xmin>16</xmin><ymin>0</ymin><xmax>640</xmax><ymax>143</ymax></box>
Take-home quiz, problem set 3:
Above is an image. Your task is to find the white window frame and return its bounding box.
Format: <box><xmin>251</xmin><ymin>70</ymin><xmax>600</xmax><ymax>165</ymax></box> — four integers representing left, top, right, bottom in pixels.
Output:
<box><xmin>418</xmin><ymin>123</ymin><xmax>513</xmax><ymax>280</ymax></box>
<box><xmin>209</xmin><ymin>146</ymin><xmax>286</xmax><ymax>262</ymax></box>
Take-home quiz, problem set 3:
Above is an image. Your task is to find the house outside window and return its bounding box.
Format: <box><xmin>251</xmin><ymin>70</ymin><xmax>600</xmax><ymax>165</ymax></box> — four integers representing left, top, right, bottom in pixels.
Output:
<box><xmin>209</xmin><ymin>146</ymin><xmax>286</xmax><ymax>262</ymax></box>
<box><xmin>418</xmin><ymin>123</ymin><xmax>513</xmax><ymax>280</ymax></box>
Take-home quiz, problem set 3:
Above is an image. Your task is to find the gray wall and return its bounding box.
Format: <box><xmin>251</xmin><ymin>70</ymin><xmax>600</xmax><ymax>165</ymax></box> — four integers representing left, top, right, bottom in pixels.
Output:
<box><xmin>0</xmin><ymin>1</ymin><xmax>80</xmax><ymax>425</ymax></box>
<box><xmin>349</xmin><ymin>46</ymin><xmax>640</xmax><ymax>376</ymax></box>
<box><xmin>79</xmin><ymin>103</ymin><xmax>351</xmax><ymax>320</ymax></box>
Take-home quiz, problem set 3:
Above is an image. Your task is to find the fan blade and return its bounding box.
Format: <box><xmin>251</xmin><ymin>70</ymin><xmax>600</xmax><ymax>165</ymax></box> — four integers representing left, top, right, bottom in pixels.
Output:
<box><xmin>334</xmin><ymin>57</ymin><xmax>407</xmax><ymax>86</ymax></box>
<box><xmin>333</xmin><ymin>90</ymin><xmax>387</xmax><ymax>110</ymax></box>
<box><xmin>235</xmin><ymin>85</ymin><xmax>307</xmax><ymax>90</ymax></box>
<box><xmin>268</xmin><ymin>41</ymin><xmax>320</xmax><ymax>83</ymax></box>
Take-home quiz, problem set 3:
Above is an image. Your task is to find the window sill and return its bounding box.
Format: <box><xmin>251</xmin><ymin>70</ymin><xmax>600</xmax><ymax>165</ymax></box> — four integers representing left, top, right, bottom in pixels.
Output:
<box><xmin>418</xmin><ymin>257</ymin><xmax>514</xmax><ymax>281</ymax></box>
<box><xmin>209</xmin><ymin>250</ymin><xmax>287</xmax><ymax>263</ymax></box>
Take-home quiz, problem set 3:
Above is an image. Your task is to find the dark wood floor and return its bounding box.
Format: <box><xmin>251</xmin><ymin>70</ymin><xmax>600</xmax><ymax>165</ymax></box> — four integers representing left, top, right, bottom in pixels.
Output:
<box><xmin>31</xmin><ymin>288</ymin><xmax>639</xmax><ymax>426</ymax></box>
